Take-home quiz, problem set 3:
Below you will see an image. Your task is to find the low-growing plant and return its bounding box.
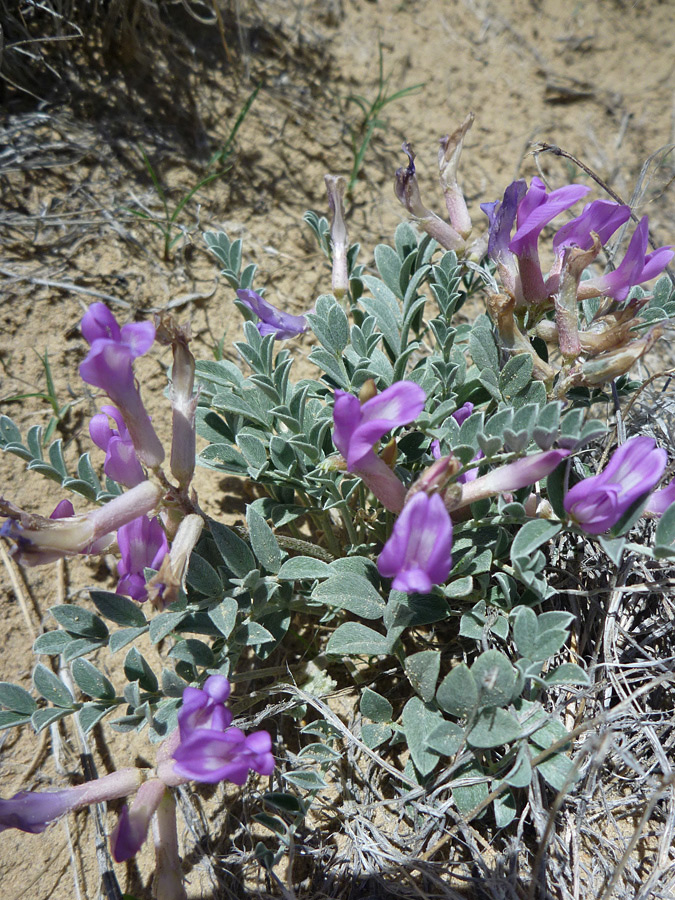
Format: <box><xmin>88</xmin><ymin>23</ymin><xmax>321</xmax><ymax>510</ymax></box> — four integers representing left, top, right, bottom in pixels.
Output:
<box><xmin>1</xmin><ymin>116</ymin><xmax>674</xmax><ymax>898</ymax></box>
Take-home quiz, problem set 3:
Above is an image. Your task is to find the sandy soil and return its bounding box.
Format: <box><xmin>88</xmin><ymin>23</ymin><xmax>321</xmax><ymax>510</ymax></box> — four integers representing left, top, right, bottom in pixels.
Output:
<box><xmin>0</xmin><ymin>0</ymin><xmax>674</xmax><ymax>897</ymax></box>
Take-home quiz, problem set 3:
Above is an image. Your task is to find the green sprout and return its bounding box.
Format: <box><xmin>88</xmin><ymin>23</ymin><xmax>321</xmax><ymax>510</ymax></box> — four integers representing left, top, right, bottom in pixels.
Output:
<box><xmin>1</xmin><ymin>350</ymin><xmax>74</xmax><ymax>445</ymax></box>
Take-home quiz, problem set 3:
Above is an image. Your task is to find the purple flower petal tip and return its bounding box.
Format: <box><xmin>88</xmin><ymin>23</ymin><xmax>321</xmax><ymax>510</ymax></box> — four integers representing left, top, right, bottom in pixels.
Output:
<box><xmin>236</xmin><ymin>289</ymin><xmax>308</xmax><ymax>340</ymax></box>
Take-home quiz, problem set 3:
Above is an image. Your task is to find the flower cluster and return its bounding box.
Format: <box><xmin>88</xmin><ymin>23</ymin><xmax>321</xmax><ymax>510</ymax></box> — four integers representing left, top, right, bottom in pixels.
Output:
<box><xmin>332</xmin><ymin>382</ymin><xmax>570</xmax><ymax>594</ymax></box>
<box><xmin>0</xmin><ymin>677</ymin><xmax>273</xmax><ymax>868</ymax></box>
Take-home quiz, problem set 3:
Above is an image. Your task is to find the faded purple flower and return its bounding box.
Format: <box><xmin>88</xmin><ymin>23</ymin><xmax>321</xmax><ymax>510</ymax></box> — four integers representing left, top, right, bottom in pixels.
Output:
<box><xmin>90</xmin><ymin>405</ymin><xmax>145</xmax><ymax>488</ymax></box>
<box><xmin>378</xmin><ymin>492</ymin><xmax>453</xmax><ymax>593</ymax></box>
<box><xmin>333</xmin><ymin>382</ymin><xmax>426</xmax><ymax>513</ymax></box>
<box><xmin>178</xmin><ymin>675</ymin><xmax>232</xmax><ymax>737</ymax></box>
<box><xmin>455</xmin><ymin>449</ymin><xmax>570</xmax><ymax>511</ymax></box>
<box><xmin>80</xmin><ymin>304</ymin><xmax>164</xmax><ymax>468</ymax></box>
<box><xmin>481</xmin><ymin>180</ymin><xmax>527</xmax><ymax>264</ymax></box>
<box><xmin>236</xmin><ymin>289</ymin><xmax>308</xmax><ymax>340</ymax></box>
<box><xmin>577</xmin><ymin>217</ymin><xmax>674</xmax><ymax>302</ymax></box>
<box><xmin>564</xmin><ymin>436</ymin><xmax>667</xmax><ymax>534</ymax></box>
<box><xmin>116</xmin><ymin>515</ymin><xmax>168</xmax><ymax>601</ymax></box>
<box><xmin>457</xmin><ymin>449</ymin><xmax>485</xmax><ymax>485</ymax></box>
<box><xmin>553</xmin><ymin>199</ymin><xmax>631</xmax><ymax>253</ymax></box>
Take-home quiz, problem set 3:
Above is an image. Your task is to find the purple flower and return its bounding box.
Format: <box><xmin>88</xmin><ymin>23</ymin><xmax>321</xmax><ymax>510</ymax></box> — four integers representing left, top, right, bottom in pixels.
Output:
<box><xmin>577</xmin><ymin>217</ymin><xmax>674</xmax><ymax>302</ymax></box>
<box><xmin>90</xmin><ymin>405</ymin><xmax>145</xmax><ymax>488</ymax></box>
<box><xmin>481</xmin><ymin>180</ymin><xmax>527</xmax><ymax>265</ymax></box>
<box><xmin>564</xmin><ymin>436</ymin><xmax>667</xmax><ymax>534</ymax></box>
<box><xmin>172</xmin><ymin>726</ymin><xmax>274</xmax><ymax>785</ymax></box>
<box><xmin>333</xmin><ymin>382</ymin><xmax>426</xmax><ymax>513</ymax></box>
<box><xmin>116</xmin><ymin>515</ymin><xmax>168</xmax><ymax>601</ymax></box>
<box><xmin>111</xmin><ymin>779</ymin><xmax>166</xmax><ymax>863</ymax></box>
<box><xmin>178</xmin><ymin>675</ymin><xmax>232</xmax><ymax>737</ymax></box>
<box><xmin>508</xmin><ymin>177</ymin><xmax>590</xmax><ymax>302</ymax></box>
<box><xmin>50</xmin><ymin>499</ymin><xmax>75</xmax><ymax>519</ymax></box>
<box><xmin>377</xmin><ymin>492</ymin><xmax>453</xmax><ymax>594</ymax></box>
<box><xmin>553</xmin><ymin>200</ymin><xmax>631</xmax><ymax>253</ymax></box>
<box><xmin>457</xmin><ymin>449</ymin><xmax>485</xmax><ymax>485</ymax></box>
<box><xmin>235</xmin><ymin>289</ymin><xmax>308</xmax><ymax>340</ymax></box>
<box><xmin>80</xmin><ymin>304</ymin><xmax>164</xmax><ymax>468</ymax></box>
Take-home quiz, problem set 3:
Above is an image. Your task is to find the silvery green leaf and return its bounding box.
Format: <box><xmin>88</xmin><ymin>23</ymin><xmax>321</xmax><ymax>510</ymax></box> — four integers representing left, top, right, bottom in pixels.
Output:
<box><xmin>209</xmin><ymin>598</ymin><xmax>238</xmax><ymax>639</ymax></box>
<box><xmin>186</xmin><ymin>552</ymin><xmax>223</xmax><ymax>596</ymax></box>
<box><xmin>467</xmin><ymin>707</ymin><xmax>522</xmax><ymax>748</ymax></box>
<box><xmin>499</xmin><ymin>354</ymin><xmax>533</xmax><ymax>401</ymax></box>
<box><xmin>169</xmin><ymin>640</ymin><xmax>215</xmax><ymax>668</ymax></box>
<box><xmin>655</xmin><ymin>502</ymin><xmax>675</xmax><ymax>552</ymax></box>
<box><xmin>71</xmin><ymin>659</ymin><xmax>115</xmax><ymax>700</ymax></box>
<box><xmin>161</xmin><ymin>669</ymin><xmax>190</xmax><ymax>698</ymax></box>
<box><xmin>198</xmin><ymin>443</ymin><xmax>247</xmax><ymax>474</ymax></box>
<box><xmin>543</xmin><ymin>663</ymin><xmax>589</xmax><ymax>686</ymax></box>
<box><xmin>124</xmin><ymin>648</ymin><xmax>158</xmax><ymax>692</ymax></box>
<box><xmin>493</xmin><ymin>789</ymin><xmax>517</xmax><ymax>828</ymax></box>
<box><xmin>436</xmin><ymin>664</ymin><xmax>478</xmax><ymax>717</ymax></box>
<box><xmin>149</xmin><ymin>611</ymin><xmax>189</xmax><ymax>644</ymax></box>
<box><xmin>426</xmin><ymin>720</ymin><xmax>463</xmax><ymax>756</ymax></box>
<box><xmin>312</xmin><ymin>574</ymin><xmax>385</xmax><ymax>619</ymax></box>
<box><xmin>49</xmin><ymin>605</ymin><xmax>108</xmax><ymax>640</ymax></box>
<box><xmin>360</xmin><ymin>688</ymin><xmax>393</xmax><ymax>723</ymax></box>
<box><xmin>511</xmin><ymin>520</ymin><xmax>561</xmax><ymax>565</ymax></box>
<box><xmin>89</xmin><ymin>591</ymin><xmax>147</xmax><ymax>628</ymax></box>
<box><xmin>32</xmin><ymin>707</ymin><xmax>73</xmax><ymax>733</ymax></box>
<box><xmin>452</xmin><ymin>760</ymin><xmax>489</xmax><ymax>818</ymax></box>
<box><xmin>33</xmin><ymin>664</ymin><xmax>74</xmax><ymax>708</ymax></box>
<box><xmin>235</xmin><ymin>621</ymin><xmax>276</xmax><ymax>647</ymax></box>
<box><xmin>405</xmin><ymin>651</ymin><xmax>441</xmax><ymax>703</ymax></box>
<box><xmin>471</xmin><ymin>650</ymin><xmax>516</xmax><ymax>708</ymax></box>
<box><xmin>246</xmin><ymin>506</ymin><xmax>283</xmax><ymax>574</ymax></box>
<box><xmin>297</xmin><ymin>742</ymin><xmax>342</xmax><ymax>763</ymax></box>
<box><xmin>237</xmin><ymin>433</ymin><xmax>267</xmax><ymax>476</ymax></box>
<box><xmin>443</xmin><ymin>575</ymin><xmax>474</xmax><ymax>598</ymax></box>
<box><xmin>308</xmin><ymin>347</ymin><xmax>350</xmax><ymax>388</ymax></box>
<box><xmin>33</xmin><ymin>631</ymin><xmax>74</xmax><ymax>655</ymax></box>
<box><xmin>278</xmin><ymin>557</ymin><xmax>332</xmax><ymax>580</ymax></box>
<box><xmin>504</xmin><ymin>747</ymin><xmax>533</xmax><ymax>788</ymax></box>
<box><xmin>210</xmin><ymin>520</ymin><xmax>255</xmax><ymax>578</ymax></box>
<box><xmin>512</xmin><ymin>606</ymin><xmax>539</xmax><ymax>658</ymax></box>
<box><xmin>109</xmin><ymin>627</ymin><xmax>148</xmax><ymax>654</ymax></box>
<box><xmin>283</xmin><ymin>769</ymin><xmax>327</xmax><ymax>791</ymax></box>
<box><xmin>78</xmin><ymin>704</ymin><xmax>112</xmax><ymax>735</ymax></box>
<box><xmin>0</xmin><ymin>711</ymin><xmax>32</xmax><ymax>730</ymax></box>
<box><xmin>0</xmin><ymin>682</ymin><xmax>37</xmax><ymax>714</ymax></box>
<box><xmin>402</xmin><ymin>697</ymin><xmax>444</xmax><ymax>776</ymax></box>
<box><xmin>469</xmin><ymin>327</ymin><xmax>499</xmax><ymax>373</ymax></box>
<box><xmin>361</xmin><ymin>722</ymin><xmax>393</xmax><ymax>749</ymax></box>
<box><xmin>374</xmin><ymin>243</ymin><xmax>403</xmax><ymax>297</ymax></box>
<box><xmin>325</xmin><ymin>623</ymin><xmax>391</xmax><ymax>656</ymax></box>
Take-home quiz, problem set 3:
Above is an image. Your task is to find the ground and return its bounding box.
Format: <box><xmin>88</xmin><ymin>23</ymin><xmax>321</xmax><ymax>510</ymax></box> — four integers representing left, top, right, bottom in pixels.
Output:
<box><xmin>0</xmin><ymin>0</ymin><xmax>674</xmax><ymax>897</ymax></box>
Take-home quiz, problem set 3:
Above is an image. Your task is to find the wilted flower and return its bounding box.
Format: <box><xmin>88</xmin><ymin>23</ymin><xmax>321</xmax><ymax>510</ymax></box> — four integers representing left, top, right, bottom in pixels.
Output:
<box><xmin>394</xmin><ymin>143</ymin><xmax>465</xmax><ymax>251</ymax></box>
<box><xmin>377</xmin><ymin>492</ymin><xmax>453</xmax><ymax>593</ymax></box>
<box><xmin>333</xmin><ymin>381</ymin><xmax>426</xmax><ymax>513</ymax></box>
<box><xmin>324</xmin><ymin>174</ymin><xmax>349</xmax><ymax>299</ymax></box>
<box><xmin>454</xmin><ymin>449</ymin><xmax>570</xmax><ymax>511</ymax></box>
<box><xmin>1</xmin><ymin>480</ymin><xmax>163</xmax><ymax>567</ymax></box>
<box><xmin>111</xmin><ymin>779</ymin><xmax>166</xmax><ymax>863</ymax></box>
<box><xmin>235</xmin><ymin>289</ymin><xmax>308</xmax><ymax>340</ymax></box>
<box><xmin>564</xmin><ymin>436</ymin><xmax>667</xmax><ymax>534</ymax></box>
<box><xmin>116</xmin><ymin>515</ymin><xmax>168</xmax><ymax>601</ymax></box>
<box><xmin>80</xmin><ymin>303</ymin><xmax>164</xmax><ymax>468</ymax></box>
<box><xmin>90</xmin><ymin>405</ymin><xmax>145</xmax><ymax>488</ymax></box>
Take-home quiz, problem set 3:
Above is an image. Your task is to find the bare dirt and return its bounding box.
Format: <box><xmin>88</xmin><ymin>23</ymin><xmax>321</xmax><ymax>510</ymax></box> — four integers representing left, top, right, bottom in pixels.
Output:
<box><xmin>1</xmin><ymin>0</ymin><xmax>674</xmax><ymax>897</ymax></box>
